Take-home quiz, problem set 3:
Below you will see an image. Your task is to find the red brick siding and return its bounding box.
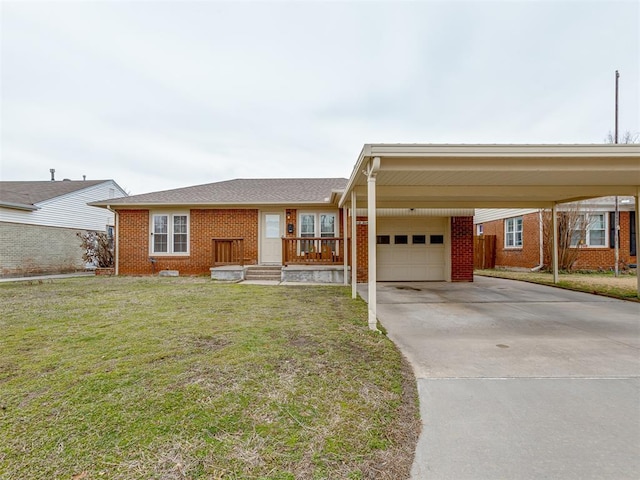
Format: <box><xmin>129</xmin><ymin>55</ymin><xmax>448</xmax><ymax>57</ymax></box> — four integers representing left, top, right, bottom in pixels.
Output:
<box><xmin>118</xmin><ymin>210</ymin><xmax>151</xmax><ymax>274</ymax></box>
<box><xmin>451</xmin><ymin>216</ymin><xmax>474</xmax><ymax>282</ymax></box>
<box><xmin>285</xmin><ymin>209</ymin><xmax>297</xmax><ymax>238</ymax></box>
<box><xmin>478</xmin><ymin>211</ymin><xmax>637</xmax><ymax>270</ymax></box>
<box><xmin>117</xmin><ymin>209</ymin><xmax>258</xmax><ymax>275</ymax></box>
<box><xmin>480</xmin><ymin>212</ymin><xmax>541</xmax><ymax>269</ymax></box>
<box><xmin>355</xmin><ymin>216</ymin><xmax>369</xmax><ymax>282</ymax></box>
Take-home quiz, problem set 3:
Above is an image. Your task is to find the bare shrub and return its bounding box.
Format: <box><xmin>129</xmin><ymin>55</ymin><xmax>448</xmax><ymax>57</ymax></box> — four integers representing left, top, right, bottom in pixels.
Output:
<box><xmin>77</xmin><ymin>231</ymin><xmax>113</xmax><ymax>268</ymax></box>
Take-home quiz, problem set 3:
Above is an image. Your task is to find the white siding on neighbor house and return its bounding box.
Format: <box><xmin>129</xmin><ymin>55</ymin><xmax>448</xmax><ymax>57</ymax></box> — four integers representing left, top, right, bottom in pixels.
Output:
<box><xmin>474</xmin><ymin>208</ymin><xmax>538</xmax><ymax>224</ymax></box>
<box><xmin>0</xmin><ymin>181</ymin><xmax>126</xmax><ymax>231</ymax></box>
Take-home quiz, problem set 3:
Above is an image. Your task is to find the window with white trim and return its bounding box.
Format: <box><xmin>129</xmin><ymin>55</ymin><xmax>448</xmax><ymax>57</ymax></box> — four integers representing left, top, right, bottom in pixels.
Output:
<box><xmin>151</xmin><ymin>213</ymin><xmax>189</xmax><ymax>254</ymax></box>
<box><xmin>298</xmin><ymin>213</ymin><xmax>338</xmax><ymax>237</ymax></box>
<box><xmin>571</xmin><ymin>213</ymin><xmax>606</xmax><ymax>247</ymax></box>
<box><xmin>298</xmin><ymin>212</ymin><xmax>338</xmax><ymax>253</ymax></box>
<box><xmin>505</xmin><ymin>216</ymin><xmax>523</xmax><ymax>248</ymax></box>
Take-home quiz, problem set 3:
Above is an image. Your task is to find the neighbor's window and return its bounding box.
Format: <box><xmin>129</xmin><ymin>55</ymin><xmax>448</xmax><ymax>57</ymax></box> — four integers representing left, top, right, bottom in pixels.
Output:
<box><xmin>151</xmin><ymin>213</ymin><xmax>189</xmax><ymax>254</ymax></box>
<box><xmin>571</xmin><ymin>213</ymin><xmax>606</xmax><ymax>247</ymax></box>
<box><xmin>106</xmin><ymin>225</ymin><xmax>115</xmax><ymax>250</ymax></box>
<box><xmin>505</xmin><ymin>216</ymin><xmax>523</xmax><ymax>248</ymax></box>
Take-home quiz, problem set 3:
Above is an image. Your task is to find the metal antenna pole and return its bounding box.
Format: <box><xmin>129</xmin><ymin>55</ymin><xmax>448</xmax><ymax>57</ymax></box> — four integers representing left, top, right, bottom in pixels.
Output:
<box><xmin>614</xmin><ymin>70</ymin><xmax>620</xmax><ymax>275</ymax></box>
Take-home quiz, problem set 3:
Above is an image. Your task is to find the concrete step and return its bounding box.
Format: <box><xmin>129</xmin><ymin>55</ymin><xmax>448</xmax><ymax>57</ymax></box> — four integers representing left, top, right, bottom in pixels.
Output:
<box><xmin>244</xmin><ymin>275</ymin><xmax>281</xmax><ymax>281</ymax></box>
<box><xmin>244</xmin><ymin>266</ymin><xmax>282</xmax><ymax>281</ymax></box>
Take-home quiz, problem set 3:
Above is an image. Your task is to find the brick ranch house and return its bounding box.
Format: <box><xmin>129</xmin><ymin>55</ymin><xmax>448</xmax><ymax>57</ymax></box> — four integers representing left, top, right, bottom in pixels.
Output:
<box><xmin>92</xmin><ymin>144</ymin><xmax>640</xmax><ymax>327</ymax></box>
<box><xmin>91</xmin><ymin>177</ymin><xmax>475</xmax><ymax>284</ymax></box>
<box><xmin>475</xmin><ymin>198</ymin><xmax>637</xmax><ymax>271</ymax></box>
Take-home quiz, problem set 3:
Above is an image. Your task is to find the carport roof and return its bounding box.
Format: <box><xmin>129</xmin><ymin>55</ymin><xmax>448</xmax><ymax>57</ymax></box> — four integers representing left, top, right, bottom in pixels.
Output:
<box><xmin>339</xmin><ymin>144</ymin><xmax>640</xmax><ymax>209</ymax></box>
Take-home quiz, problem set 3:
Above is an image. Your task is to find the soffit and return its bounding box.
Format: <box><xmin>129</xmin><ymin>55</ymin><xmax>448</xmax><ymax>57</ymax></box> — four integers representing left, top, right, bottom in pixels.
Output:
<box><xmin>340</xmin><ymin>144</ymin><xmax>640</xmax><ymax>209</ymax></box>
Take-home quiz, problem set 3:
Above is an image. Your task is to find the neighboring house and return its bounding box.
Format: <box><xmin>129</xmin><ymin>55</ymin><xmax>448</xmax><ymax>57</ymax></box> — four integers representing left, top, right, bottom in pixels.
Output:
<box><xmin>474</xmin><ymin>197</ymin><xmax>637</xmax><ymax>270</ymax></box>
<box><xmin>91</xmin><ymin>177</ymin><xmax>476</xmax><ymax>283</ymax></box>
<box><xmin>0</xmin><ymin>179</ymin><xmax>128</xmax><ymax>277</ymax></box>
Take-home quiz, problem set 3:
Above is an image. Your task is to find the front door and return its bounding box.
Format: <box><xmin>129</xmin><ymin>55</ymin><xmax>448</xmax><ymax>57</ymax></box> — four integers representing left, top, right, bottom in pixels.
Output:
<box><xmin>260</xmin><ymin>212</ymin><xmax>283</xmax><ymax>264</ymax></box>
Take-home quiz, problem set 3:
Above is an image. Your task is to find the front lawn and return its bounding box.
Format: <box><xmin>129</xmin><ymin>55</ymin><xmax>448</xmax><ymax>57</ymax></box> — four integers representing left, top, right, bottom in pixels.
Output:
<box><xmin>0</xmin><ymin>277</ymin><xmax>419</xmax><ymax>479</ymax></box>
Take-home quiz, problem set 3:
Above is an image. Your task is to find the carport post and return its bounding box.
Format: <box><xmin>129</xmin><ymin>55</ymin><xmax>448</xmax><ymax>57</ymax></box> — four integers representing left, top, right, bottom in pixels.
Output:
<box><xmin>636</xmin><ymin>191</ymin><xmax>640</xmax><ymax>298</ymax></box>
<box><xmin>343</xmin><ymin>206</ymin><xmax>348</xmax><ymax>285</ymax></box>
<box><xmin>367</xmin><ymin>157</ymin><xmax>380</xmax><ymax>330</ymax></box>
<box><xmin>351</xmin><ymin>190</ymin><xmax>358</xmax><ymax>298</ymax></box>
<box><xmin>552</xmin><ymin>203</ymin><xmax>559</xmax><ymax>284</ymax></box>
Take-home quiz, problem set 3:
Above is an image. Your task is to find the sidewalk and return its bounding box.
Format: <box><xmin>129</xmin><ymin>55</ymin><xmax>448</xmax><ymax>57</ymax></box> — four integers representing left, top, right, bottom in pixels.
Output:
<box><xmin>0</xmin><ymin>272</ymin><xmax>96</xmax><ymax>283</ymax></box>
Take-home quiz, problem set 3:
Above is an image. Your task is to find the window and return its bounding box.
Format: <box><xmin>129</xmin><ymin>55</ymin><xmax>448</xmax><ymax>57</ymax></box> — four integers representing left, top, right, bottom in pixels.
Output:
<box><xmin>571</xmin><ymin>213</ymin><xmax>606</xmax><ymax>247</ymax></box>
<box><xmin>430</xmin><ymin>235</ymin><xmax>444</xmax><ymax>245</ymax></box>
<box><xmin>265</xmin><ymin>214</ymin><xmax>281</xmax><ymax>238</ymax></box>
<box><xmin>320</xmin><ymin>214</ymin><xmax>335</xmax><ymax>238</ymax></box>
<box><xmin>505</xmin><ymin>216</ymin><xmax>523</xmax><ymax>248</ymax></box>
<box><xmin>299</xmin><ymin>212</ymin><xmax>338</xmax><ymax>253</ymax></box>
<box><xmin>106</xmin><ymin>225</ymin><xmax>115</xmax><ymax>250</ymax></box>
<box><xmin>377</xmin><ymin>235</ymin><xmax>390</xmax><ymax>245</ymax></box>
<box><xmin>151</xmin><ymin>213</ymin><xmax>189</xmax><ymax>254</ymax></box>
<box><xmin>413</xmin><ymin>235</ymin><xmax>426</xmax><ymax>244</ymax></box>
<box><xmin>394</xmin><ymin>235</ymin><xmax>408</xmax><ymax>244</ymax></box>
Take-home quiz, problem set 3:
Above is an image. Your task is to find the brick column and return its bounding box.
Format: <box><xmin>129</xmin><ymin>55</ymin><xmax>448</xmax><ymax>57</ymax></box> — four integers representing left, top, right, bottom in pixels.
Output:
<box><xmin>451</xmin><ymin>216</ymin><xmax>474</xmax><ymax>282</ymax></box>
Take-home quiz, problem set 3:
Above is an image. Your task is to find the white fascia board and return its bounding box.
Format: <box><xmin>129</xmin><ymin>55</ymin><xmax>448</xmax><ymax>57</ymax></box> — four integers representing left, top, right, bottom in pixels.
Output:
<box><xmin>367</xmin><ymin>143</ymin><xmax>640</xmax><ymax>158</ymax></box>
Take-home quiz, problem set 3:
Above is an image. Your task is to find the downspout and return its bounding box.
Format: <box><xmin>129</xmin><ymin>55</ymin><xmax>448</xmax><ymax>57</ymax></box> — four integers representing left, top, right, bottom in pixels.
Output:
<box><xmin>107</xmin><ymin>205</ymin><xmax>119</xmax><ymax>275</ymax></box>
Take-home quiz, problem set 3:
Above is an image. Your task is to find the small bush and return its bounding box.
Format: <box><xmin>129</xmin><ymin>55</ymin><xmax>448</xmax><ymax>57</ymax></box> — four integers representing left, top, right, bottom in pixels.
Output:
<box><xmin>77</xmin><ymin>231</ymin><xmax>113</xmax><ymax>268</ymax></box>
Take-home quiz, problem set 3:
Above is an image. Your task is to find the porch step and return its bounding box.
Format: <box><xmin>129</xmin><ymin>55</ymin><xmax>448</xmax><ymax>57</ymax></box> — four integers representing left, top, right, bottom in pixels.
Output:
<box><xmin>244</xmin><ymin>266</ymin><xmax>282</xmax><ymax>281</ymax></box>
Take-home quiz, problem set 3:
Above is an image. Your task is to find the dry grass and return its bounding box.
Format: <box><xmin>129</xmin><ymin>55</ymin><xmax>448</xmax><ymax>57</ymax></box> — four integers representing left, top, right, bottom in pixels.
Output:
<box><xmin>475</xmin><ymin>269</ymin><xmax>639</xmax><ymax>301</ymax></box>
<box><xmin>0</xmin><ymin>277</ymin><xmax>420</xmax><ymax>479</ymax></box>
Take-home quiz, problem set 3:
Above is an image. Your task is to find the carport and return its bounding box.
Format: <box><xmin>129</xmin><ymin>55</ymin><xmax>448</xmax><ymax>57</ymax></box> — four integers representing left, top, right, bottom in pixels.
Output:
<box><xmin>339</xmin><ymin>144</ymin><xmax>640</xmax><ymax>329</ymax></box>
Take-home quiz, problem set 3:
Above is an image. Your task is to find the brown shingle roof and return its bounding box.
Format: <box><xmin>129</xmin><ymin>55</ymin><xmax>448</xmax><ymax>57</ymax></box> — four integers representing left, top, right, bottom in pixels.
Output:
<box><xmin>0</xmin><ymin>180</ymin><xmax>110</xmax><ymax>209</ymax></box>
<box><xmin>94</xmin><ymin>178</ymin><xmax>348</xmax><ymax>206</ymax></box>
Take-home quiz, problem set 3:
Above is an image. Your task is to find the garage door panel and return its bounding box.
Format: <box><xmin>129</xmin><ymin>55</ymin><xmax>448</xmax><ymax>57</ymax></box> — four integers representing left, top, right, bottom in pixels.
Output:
<box><xmin>377</xmin><ymin>217</ymin><xmax>447</xmax><ymax>281</ymax></box>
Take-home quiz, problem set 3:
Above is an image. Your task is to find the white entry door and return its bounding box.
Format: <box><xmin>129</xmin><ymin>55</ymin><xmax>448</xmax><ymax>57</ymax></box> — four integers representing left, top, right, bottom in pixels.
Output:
<box><xmin>261</xmin><ymin>212</ymin><xmax>283</xmax><ymax>264</ymax></box>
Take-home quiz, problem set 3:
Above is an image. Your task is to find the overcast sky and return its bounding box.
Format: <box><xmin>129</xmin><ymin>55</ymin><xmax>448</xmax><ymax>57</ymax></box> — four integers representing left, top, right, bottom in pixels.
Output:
<box><xmin>1</xmin><ymin>0</ymin><xmax>638</xmax><ymax>196</ymax></box>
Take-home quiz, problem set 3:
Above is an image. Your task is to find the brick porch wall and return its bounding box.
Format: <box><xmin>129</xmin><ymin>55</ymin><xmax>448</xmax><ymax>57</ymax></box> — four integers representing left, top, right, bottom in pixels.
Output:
<box><xmin>117</xmin><ymin>209</ymin><xmax>259</xmax><ymax>275</ymax></box>
<box><xmin>478</xmin><ymin>211</ymin><xmax>636</xmax><ymax>270</ymax></box>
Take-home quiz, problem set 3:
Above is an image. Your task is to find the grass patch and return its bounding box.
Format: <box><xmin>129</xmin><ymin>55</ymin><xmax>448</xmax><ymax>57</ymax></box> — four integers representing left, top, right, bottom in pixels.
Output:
<box><xmin>0</xmin><ymin>277</ymin><xmax>419</xmax><ymax>479</ymax></box>
<box><xmin>475</xmin><ymin>269</ymin><xmax>639</xmax><ymax>301</ymax></box>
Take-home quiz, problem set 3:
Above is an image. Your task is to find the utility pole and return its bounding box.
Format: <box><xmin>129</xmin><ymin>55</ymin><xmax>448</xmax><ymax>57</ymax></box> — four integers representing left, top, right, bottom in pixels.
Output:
<box><xmin>614</xmin><ymin>70</ymin><xmax>620</xmax><ymax>276</ymax></box>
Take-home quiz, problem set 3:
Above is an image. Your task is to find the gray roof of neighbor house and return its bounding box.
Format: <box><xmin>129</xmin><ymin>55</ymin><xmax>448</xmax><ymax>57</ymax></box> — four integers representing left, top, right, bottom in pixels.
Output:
<box><xmin>0</xmin><ymin>180</ymin><xmax>112</xmax><ymax>210</ymax></box>
<box><xmin>91</xmin><ymin>178</ymin><xmax>348</xmax><ymax>207</ymax></box>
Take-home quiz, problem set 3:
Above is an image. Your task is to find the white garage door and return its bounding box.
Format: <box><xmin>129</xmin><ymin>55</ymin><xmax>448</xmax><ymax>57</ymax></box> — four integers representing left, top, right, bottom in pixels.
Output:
<box><xmin>377</xmin><ymin>217</ymin><xmax>447</xmax><ymax>281</ymax></box>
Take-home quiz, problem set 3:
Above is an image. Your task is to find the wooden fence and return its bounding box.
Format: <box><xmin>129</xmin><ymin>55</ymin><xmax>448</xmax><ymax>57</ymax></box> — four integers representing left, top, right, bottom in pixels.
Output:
<box><xmin>474</xmin><ymin>235</ymin><xmax>496</xmax><ymax>269</ymax></box>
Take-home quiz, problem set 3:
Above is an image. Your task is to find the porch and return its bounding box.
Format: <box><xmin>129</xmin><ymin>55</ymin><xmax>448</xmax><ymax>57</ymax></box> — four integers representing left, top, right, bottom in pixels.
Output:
<box><xmin>282</xmin><ymin>237</ymin><xmax>349</xmax><ymax>266</ymax></box>
<box><xmin>210</xmin><ymin>237</ymin><xmax>350</xmax><ymax>283</ymax></box>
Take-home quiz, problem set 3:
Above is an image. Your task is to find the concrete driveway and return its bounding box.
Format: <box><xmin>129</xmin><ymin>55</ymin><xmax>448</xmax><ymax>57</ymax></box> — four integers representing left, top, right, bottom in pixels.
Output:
<box><xmin>358</xmin><ymin>276</ymin><xmax>640</xmax><ymax>480</ymax></box>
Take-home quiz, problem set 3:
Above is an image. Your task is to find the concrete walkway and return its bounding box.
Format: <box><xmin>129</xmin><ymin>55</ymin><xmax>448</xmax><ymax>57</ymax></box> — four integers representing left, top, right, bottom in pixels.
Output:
<box><xmin>0</xmin><ymin>272</ymin><xmax>95</xmax><ymax>283</ymax></box>
<box><xmin>358</xmin><ymin>277</ymin><xmax>640</xmax><ymax>480</ymax></box>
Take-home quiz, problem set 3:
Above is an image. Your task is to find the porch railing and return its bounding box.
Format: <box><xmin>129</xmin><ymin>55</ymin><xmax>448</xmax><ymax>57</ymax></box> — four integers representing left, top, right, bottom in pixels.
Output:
<box><xmin>282</xmin><ymin>237</ymin><xmax>349</xmax><ymax>265</ymax></box>
<box><xmin>212</xmin><ymin>238</ymin><xmax>245</xmax><ymax>266</ymax></box>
